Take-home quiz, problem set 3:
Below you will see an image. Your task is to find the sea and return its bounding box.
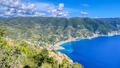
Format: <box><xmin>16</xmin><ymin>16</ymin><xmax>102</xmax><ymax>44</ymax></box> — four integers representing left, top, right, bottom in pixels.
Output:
<box><xmin>57</xmin><ymin>35</ymin><xmax>120</xmax><ymax>68</ymax></box>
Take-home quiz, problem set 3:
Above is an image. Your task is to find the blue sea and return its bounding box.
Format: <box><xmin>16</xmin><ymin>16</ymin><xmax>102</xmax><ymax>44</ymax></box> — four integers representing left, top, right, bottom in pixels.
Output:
<box><xmin>57</xmin><ymin>35</ymin><xmax>120</xmax><ymax>68</ymax></box>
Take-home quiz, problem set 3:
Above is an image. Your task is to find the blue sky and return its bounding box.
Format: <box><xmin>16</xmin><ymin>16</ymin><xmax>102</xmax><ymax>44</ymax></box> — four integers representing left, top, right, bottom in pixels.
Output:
<box><xmin>31</xmin><ymin>0</ymin><xmax>120</xmax><ymax>18</ymax></box>
<box><xmin>0</xmin><ymin>0</ymin><xmax>120</xmax><ymax>18</ymax></box>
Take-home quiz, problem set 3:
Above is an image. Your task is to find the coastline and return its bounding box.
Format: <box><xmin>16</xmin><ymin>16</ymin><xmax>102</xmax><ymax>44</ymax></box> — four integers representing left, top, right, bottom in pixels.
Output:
<box><xmin>54</xmin><ymin>31</ymin><xmax>120</xmax><ymax>50</ymax></box>
<box><xmin>54</xmin><ymin>37</ymin><xmax>78</xmax><ymax>50</ymax></box>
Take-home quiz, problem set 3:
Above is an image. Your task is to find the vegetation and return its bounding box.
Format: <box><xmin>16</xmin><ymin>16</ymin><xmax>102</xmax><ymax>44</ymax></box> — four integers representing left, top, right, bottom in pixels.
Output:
<box><xmin>0</xmin><ymin>17</ymin><xmax>118</xmax><ymax>46</ymax></box>
<box><xmin>0</xmin><ymin>28</ymin><xmax>83</xmax><ymax>68</ymax></box>
<box><xmin>97</xmin><ymin>18</ymin><xmax>120</xmax><ymax>29</ymax></box>
<box><xmin>0</xmin><ymin>17</ymin><xmax>119</xmax><ymax>68</ymax></box>
<box><xmin>0</xmin><ymin>28</ymin><xmax>6</xmax><ymax>37</ymax></box>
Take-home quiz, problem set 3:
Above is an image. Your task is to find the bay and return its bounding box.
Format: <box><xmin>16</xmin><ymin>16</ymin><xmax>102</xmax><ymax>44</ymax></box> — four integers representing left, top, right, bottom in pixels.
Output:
<box><xmin>57</xmin><ymin>35</ymin><xmax>120</xmax><ymax>68</ymax></box>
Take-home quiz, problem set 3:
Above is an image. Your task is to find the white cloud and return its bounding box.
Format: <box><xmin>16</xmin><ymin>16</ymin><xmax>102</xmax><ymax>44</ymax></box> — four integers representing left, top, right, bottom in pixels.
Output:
<box><xmin>80</xmin><ymin>11</ymin><xmax>88</xmax><ymax>17</ymax></box>
<box><xmin>48</xmin><ymin>3</ymin><xmax>69</xmax><ymax>17</ymax></box>
<box><xmin>94</xmin><ymin>16</ymin><xmax>99</xmax><ymax>18</ymax></box>
<box><xmin>58</xmin><ymin>3</ymin><xmax>64</xmax><ymax>10</ymax></box>
<box><xmin>80</xmin><ymin>11</ymin><xmax>88</xmax><ymax>15</ymax></box>
<box><xmin>0</xmin><ymin>0</ymin><xmax>69</xmax><ymax>17</ymax></box>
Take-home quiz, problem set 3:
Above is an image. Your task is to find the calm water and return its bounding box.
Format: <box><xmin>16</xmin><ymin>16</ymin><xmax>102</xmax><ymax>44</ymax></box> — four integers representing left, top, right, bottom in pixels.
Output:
<box><xmin>57</xmin><ymin>35</ymin><xmax>120</xmax><ymax>68</ymax></box>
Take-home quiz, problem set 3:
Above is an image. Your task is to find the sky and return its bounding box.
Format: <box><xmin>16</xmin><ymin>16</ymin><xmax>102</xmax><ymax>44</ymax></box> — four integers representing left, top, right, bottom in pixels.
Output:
<box><xmin>0</xmin><ymin>0</ymin><xmax>120</xmax><ymax>18</ymax></box>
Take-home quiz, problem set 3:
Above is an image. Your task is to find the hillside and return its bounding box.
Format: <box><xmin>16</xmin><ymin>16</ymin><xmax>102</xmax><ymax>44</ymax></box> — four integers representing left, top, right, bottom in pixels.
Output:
<box><xmin>96</xmin><ymin>18</ymin><xmax>120</xmax><ymax>29</ymax></box>
<box><xmin>0</xmin><ymin>17</ymin><xmax>118</xmax><ymax>47</ymax></box>
<box><xmin>0</xmin><ymin>17</ymin><xmax>120</xmax><ymax>68</ymax></box>
<box><xmin>0</xmin><ymin>28</ymin><xmax>83</xmax><ymax>68</ymax></box>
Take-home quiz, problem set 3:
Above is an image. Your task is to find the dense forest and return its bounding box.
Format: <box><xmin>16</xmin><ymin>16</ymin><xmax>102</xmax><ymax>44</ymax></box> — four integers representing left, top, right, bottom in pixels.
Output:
<box><xmin>0</xmin><ymin>17</ymin><xmax>120</xmax><ymax>68</ymax></box>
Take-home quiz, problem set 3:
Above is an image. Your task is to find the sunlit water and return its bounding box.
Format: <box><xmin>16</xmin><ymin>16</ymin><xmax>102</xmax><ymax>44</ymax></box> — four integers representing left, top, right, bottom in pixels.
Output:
<box><xmin>57</xmin><ymin>35</ymin><xmax>120</xmax><ymax>68</ymax></box>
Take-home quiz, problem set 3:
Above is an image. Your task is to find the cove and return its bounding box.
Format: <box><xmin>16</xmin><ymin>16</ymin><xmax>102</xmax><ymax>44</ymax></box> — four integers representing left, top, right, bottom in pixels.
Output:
<box><xmin>57</xmin><ymin>35</ymin><xmax>120</xmax><ymax>68</ymax></box>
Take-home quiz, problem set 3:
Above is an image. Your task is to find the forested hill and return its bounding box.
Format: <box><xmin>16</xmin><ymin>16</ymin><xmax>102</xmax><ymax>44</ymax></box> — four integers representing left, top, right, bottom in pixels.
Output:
<box><xmin>96</xmin><ymin>18</ymin><xmax>120</xmax><ymax>29</ymax></box>
<box><xmin>0</xmin><ymin>17</ymin><xmax>119</xmax><ymax>46</ymax></box>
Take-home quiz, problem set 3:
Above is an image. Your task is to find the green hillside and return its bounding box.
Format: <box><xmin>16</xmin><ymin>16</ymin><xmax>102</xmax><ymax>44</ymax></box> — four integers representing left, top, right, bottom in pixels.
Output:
<box><xmin>0</xmin><ymin>29</ymin><xmax>83</xmax><ymax>68</ymax></box>
<box><xmin>97</xmin><ymin>18</ymin><xmax>120</xmax><ymax>29</ymax></box>
<box><xmin>0</xmin><ymin>17</ymin><xmax>119</xmax><ymax>68</ymax></box>
<box><xmin>0</xmin><ymin>17</ymin><xmax>117</xmax><ymax>46</ymax></box>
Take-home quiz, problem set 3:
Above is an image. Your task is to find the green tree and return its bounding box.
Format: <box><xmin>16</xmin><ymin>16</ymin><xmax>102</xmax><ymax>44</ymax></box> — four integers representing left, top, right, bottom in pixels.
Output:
<box><xmin>72</xmin><ymin>62</ymin><xmax>83</xmax><ymax>68</ymax></box>
<box><xmin>0</xmin><ymin>28</ymin><xmax>6</xmax><ymax>37</ymax></box>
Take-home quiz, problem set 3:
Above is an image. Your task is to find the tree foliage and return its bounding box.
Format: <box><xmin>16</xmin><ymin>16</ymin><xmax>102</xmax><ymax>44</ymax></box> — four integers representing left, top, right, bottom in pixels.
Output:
<box><xmin>0</xmin><ymin>37</ymin><xmax>83</xmax><ymax>68</ymax></box>
<box><xmin>0</xmin><ymin>28</ymin><xmax>6</xmax><ymax>37</ymax></box>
